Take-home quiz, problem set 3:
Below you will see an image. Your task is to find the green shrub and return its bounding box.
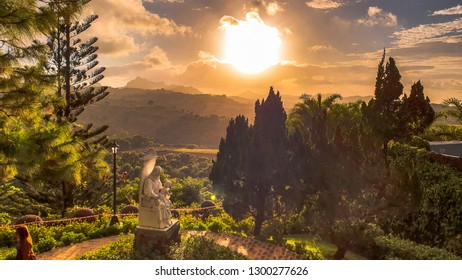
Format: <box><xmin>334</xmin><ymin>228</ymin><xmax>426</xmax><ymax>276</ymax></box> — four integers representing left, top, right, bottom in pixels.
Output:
<box><xmin>78</xmin><ymin>235</ymin><xmax>136</xmax><ymax>260</ymax></box>
<box><xmin>0</xmin><ymin>227</ymin><xmax>15</xmax><ymax>247</ymax></box>
<box><xmin>0</xmin><ymin>215</ymin><xmax>138</xmax><ymax>253</ymax></box>
<box><xmin>386</xmin><ymin>143</ymin><xmax>462</xmax><ymax>252</ymax></box>
<box><xmin>284</xmin><ymin>240</ymin><xmax>324</xmax><ymax>260</ymax></box>
<box><xmin>61</xmin><ymin>232</ymin><xmax>87</xmax><ymax>246</ymax></box>
<box><xmin>0</xmin><ymin>213</ymin><xmax>11</xmax><ymax>225</ymax></box>
<box><xmin>35</xmin><ymin>236</ymin><xmax>60</xmax><ymax>252</ymax></box>
<box><xmin>172</xmin><ymin>236</ymin><xmax>247</xmax><ymax>260</ymax></box>
<box><xmin>0</xmin><ymin>247</ymin><xmax>16</xmax><ymax>260</ymax></box>
<box><xmin>374</xmin><ymin>235</ymin><xmax>460</xmax><ymax>260</ymax></box>
<box><xmin>180</xmin><ymin>214</ymin><xmax>207</xmax><ymax>231</ymax></box>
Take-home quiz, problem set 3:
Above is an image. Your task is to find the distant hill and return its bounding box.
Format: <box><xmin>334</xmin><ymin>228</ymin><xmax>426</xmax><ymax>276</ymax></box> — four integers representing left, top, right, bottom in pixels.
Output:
<box><xmin>230</xmin><ymin>92</ymin><xmax>374</xmax><ymax>110</ymax></box>
<box><xmin>125</xmin><ymin>77</ymin><xmax>203</xmax><ymax>95</ymax></box>
<box><xmin>78</xmin><ymin>85</ymin><xmax>451</xmax><ymax>148</ymax></box>
<box><xmin>78</xmin><ymin>87</ymin><xmax>254</xmax><ymax>148</ymax></box>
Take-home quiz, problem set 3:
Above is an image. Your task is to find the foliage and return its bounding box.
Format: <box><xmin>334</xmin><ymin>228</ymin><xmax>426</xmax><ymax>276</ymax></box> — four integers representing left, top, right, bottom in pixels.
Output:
<box><xmin>283</xmin><ymin>239</ymin><xmax>324</xmax><ymax>260</ymax></box>
<box><xmin>362</xmin><ymin>52</ymin><xmax>434</xmax><ymax>167</ymax></box>
<box><xmin>373</xmin><ymin>235</ymin><xmax>460</xmax><ymax>260</ymax></box>
<box><xmin>179</xmin><ymin>211</ymin><xmax>254</xmax><ymax>236</ymax></box>
<box><xmin>287</xmin><ymin>92</ymin><xmax>384</xmax><ymax>259</ymax></box>
<box><xmin>442</xmin><ymin>98</ymin><xmax>462</xmax><ymax>124</ymax></box>
<box><xmin>157</xmin><ymin>153</ymin><xmax>213</xmax><ymax>179</ymax></box>
<box><xmin>210</xmin><ymin>87</ymin><xmax>290</xmax><ymax>235</ymax></box>
<box><xmin>0</xmin><ymin>247</ymin><xmax>16</xmax><ymax>260</ymax></box>
<box><xmin>172</xmin><ymin>236</ymin><xmax>247</xmax><ymax>260</ymax></box>
<box><xmin>78</xmin><ymin>234</ymin><xmax>138</xmax><ymax>260</ymax></box>
<box><xmin>0</xmin><ymin>215</ymin><xmax>138</xmax><ymax>258</ymax></box>
<box><xmin>421</xmin><ymin>123</ymin><xmax>462</xmax><ymax>142</ymax></box>
<box><xmin>382</xmin><ymin>142</ymin><xmax>462</xmax><ymax>254</ymax></box>
<box><xmin>170</xmin><ymin>177</ymin><xmax>213</xmax><ymax>208</ymax></box>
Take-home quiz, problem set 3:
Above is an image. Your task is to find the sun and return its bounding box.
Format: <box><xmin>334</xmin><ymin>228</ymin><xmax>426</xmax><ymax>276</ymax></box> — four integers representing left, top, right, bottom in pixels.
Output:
<box><xmin>222</xmin><ymin>12</ymin><xmax>281</xmax><ymax>74</ymax></box>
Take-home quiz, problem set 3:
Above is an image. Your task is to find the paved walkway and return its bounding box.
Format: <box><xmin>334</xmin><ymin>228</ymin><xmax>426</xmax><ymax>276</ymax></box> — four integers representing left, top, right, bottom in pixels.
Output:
<box><xmin>36</xmin><ymin>235</ymin><xmax>120</xmax><ymax>260</ymax></box>
<box><xmin>185</xmin><ymin>231</ymin><xmax>302</xmax><ymax>260</ymax></box>
<box><xmin>36</xmin><ymin>231</ymin><xmax>302</xmax><ymax>260</ymax></box>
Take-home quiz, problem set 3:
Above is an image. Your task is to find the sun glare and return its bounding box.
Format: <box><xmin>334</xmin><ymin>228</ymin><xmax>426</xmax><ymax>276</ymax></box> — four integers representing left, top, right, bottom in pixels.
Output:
<box><xmin>222</xmin><ymin>12</ymin><xmax>281</xmax><ymax>74</ymax></box>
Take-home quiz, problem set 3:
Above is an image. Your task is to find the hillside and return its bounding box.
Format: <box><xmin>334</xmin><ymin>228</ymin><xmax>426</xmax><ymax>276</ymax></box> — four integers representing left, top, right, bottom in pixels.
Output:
<box><xmin>78</xmin><ymin>87</ymin><xmax>254</xmax><ymax>148</ymax></box>
<box><xmin>125</xmin><ymin>77</ymin><xmax>203</xmax><ymax>95</ymax></box>
<box><xmin>78</xmin><ymin>84</ymin><xmax>449</xmax><ymax>148</ymax></box>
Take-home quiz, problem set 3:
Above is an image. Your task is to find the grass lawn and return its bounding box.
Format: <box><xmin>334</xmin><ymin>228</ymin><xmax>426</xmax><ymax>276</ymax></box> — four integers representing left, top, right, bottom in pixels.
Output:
<box><xmin>284</xmin><ymin>234</ymin><xmax>367</xmax><ymax>260</ymax></box>
<box><xmin>170</xmin><ymin>148</ymin><xmax>218</xmax><ymax>155</ymax></box>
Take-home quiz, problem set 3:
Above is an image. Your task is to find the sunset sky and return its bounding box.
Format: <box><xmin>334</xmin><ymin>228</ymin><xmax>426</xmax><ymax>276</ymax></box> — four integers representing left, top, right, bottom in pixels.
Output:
<box><xmin>84</xmin><ymin>0</ymin><xmax>462</xmax><ymax>102</ymax></box>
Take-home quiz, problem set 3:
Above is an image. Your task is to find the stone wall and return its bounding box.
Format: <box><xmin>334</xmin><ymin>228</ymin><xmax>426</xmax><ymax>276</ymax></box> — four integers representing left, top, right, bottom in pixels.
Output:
<box><xmin>429</xmin><ymin>152</ymin><xmax>462</xmax><ymax>172</ymax></box>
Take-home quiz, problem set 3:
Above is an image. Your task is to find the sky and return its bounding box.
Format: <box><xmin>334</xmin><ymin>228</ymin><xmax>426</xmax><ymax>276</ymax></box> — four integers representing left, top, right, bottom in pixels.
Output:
<box><xmin>83</xmin><ymin>0</ymin><xmax>462</xmax><ymax>102</ymax></box>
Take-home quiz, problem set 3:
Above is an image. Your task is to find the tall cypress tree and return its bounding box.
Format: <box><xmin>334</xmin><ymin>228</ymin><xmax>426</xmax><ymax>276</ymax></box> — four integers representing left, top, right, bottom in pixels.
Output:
<box><xmin>249</xmin><ymin>87</ymin><xmax>289</xmax><ymax>235</ymax></box>
<box><xmin>210</xmin><ymin>115</ymin><xmax>251</xmax><ymax>220</ymax></box>
<box><xmin>363</xmin><ymin>50</ymin><xmax>434</xmax><ymax>170</ymax></box>
<box><xmin>210</xmin><ymin>87</ymin><xmax>290</xmax><ymax>236</ymax></box>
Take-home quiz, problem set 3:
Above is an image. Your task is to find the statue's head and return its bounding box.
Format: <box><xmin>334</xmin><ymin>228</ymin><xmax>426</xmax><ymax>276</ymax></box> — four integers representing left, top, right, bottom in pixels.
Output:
<box><xmin>151</xmin><ymin>166</ymin><xmax>163</xmax><ymax>178</ymax></box>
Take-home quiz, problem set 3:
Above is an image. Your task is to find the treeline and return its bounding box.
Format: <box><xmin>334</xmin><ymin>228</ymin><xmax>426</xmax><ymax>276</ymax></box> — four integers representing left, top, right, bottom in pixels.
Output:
<box><xmin>210</xmin><ymin>52</ymin><xmax>462</xmax><ymax>258</ymax></box>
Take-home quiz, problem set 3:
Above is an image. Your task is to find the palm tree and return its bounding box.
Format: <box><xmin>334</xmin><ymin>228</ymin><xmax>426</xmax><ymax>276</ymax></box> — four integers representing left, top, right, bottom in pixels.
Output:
<box><xmin>443</xmin><ymin>98</ymin><xmax>462</xmax><ymax>124</ymax></box>
<box><xmin>288</xmin><ymin>93</ymin><xmax>342</xmax><ymax>150</ymax></box>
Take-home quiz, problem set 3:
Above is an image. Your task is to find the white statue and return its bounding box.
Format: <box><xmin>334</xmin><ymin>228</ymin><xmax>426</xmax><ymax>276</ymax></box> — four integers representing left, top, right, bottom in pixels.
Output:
<box><xmin>139</xmin><ymin>151</ymin><xmax>172</xmax><ymax>229</ymax></box>
<box><xmin>159</xmin><ymin>181</ymin><xmax>173</xmax><ymax>228</ymax></box>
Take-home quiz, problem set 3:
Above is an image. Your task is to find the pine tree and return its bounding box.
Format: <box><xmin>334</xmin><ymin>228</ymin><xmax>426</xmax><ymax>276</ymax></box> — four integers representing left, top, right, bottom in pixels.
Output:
<box><xmin>21</xmin><ymin>0</ymin><xmax>111</xmax><ymax>216</ymax></box>
<box><xmin>1</xmin><ymin>0</ymin><xmax>56</xmax><ymax>181</ymax></box>
<box><xmin>47</xmin><ymin>0</ymin><xmax>109</xmax><ymax>137</ymax></box>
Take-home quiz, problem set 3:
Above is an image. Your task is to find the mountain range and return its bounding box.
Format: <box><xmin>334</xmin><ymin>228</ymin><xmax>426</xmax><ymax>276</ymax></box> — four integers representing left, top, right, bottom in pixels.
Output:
<box><xmin>79</xmin><ymin>77</ymin><xmax>447</xmax><ymax>148</ymax></box>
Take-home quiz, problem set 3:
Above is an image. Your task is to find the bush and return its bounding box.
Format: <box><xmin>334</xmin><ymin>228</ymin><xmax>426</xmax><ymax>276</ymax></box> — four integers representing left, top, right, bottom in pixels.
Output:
<box><xmin>179</xmin><ymin>214</ymin><xmax>207</xmax><ymax>231</ymax></box>
<box><xmin>78</xmin><ymin>235</ymin><xmax>137</xmax><ymax>260</ymax></box>
<box><xmin>13</xmin><ymin>215</ymin><xmax>43</xmax><ymax>225</ymax></box>
<box><xmin>121</xmin><ymin>205</ymin><xmax>139</xmax><ymax>214</ymax></box>
<box><xmin>172</xmin><ymin>236</ymin><xmax>247</xmax><ymax>260</ymax></box>
<box><xmin>374</xmin><ymin>235</ymin><xmax>460</xmax><ymax>260</ymax></box>
<box><xmin>284</xmin><ymin>240</ymin><xmax>324</xmax><ymax>260</ymax></box>
<box><xmin>0</xmin><ymin>215</ymin><xmax>138</xmax><ymax>254</ymax></box>
<box><xmin>0</xmin><ymin>227</ymin><xmax>15</xmax><ymax>247</ymax></box>
<box><xmin>386</xmin><ymin>143</ymin><xmax>462</xmax><ymax>252</ymax></box>
<box><xmin>0</xmin><ymin>213</ymin><xmax>11</xmax><ymax>225</ymax></box>
<box><xmin>35</xmin><ymin>236</ymin><xmax>60</xmax><ymax>252</ymax></box>
<box><xmin>73</xmin><ymin>208</ymin><xmax>96</xmax><ymax>222</ymax></box>
<box><xmin>61</xmin><ymin>232</ymin><xmax>87</xmax><ymax>246</ymax></box>
<box><xmin>0</xmin><ymin>247</ymin><xmax>16</xmax><ymax>260</ymax></box>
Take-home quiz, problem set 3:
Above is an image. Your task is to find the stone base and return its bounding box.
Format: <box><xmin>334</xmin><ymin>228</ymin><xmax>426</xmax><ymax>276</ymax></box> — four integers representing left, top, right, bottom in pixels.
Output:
<box><xmin>134</xmin><ymin>220</ymin><xmax>180</xmax><ymax>255</ymax></box>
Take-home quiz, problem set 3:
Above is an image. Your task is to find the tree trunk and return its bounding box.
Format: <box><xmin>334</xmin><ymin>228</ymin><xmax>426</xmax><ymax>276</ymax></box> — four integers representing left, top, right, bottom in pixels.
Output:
<box><xmin>383</xmin><ymin>140</ymin><xmax>390</xmax><ymax>176</ymax></box>
<box><xmin>334</xmin><ymin>246</ymin><xmax>347</xmax><ymax>260</ymax></box>
<box><xmin>64</xmin><ymin>23</ymin><xmax>71</xmax><ymax>119</ymax></box>
<box><xmin>253</xmin><ymin>210</ymin><xmax>264</xmax><ymax>236</ymax></box>
<box><xmin>253</xmin><ymin>198</ymin><xmax>266</xmax><ymax>236</ymax></box>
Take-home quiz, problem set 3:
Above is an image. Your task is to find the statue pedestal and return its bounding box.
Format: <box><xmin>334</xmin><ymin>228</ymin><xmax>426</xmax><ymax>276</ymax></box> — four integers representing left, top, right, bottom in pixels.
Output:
<box><xmin>134</xmin><ymin>220</ymin><xmax>180</xmax><ymax>255</ymax></box>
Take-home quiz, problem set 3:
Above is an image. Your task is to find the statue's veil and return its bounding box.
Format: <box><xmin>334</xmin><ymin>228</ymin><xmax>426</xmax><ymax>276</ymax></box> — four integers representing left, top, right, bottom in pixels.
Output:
<box><xmin>140</xmin><ymin>151</ymin><xmax>157</xmax><ymax>197</ymax></box>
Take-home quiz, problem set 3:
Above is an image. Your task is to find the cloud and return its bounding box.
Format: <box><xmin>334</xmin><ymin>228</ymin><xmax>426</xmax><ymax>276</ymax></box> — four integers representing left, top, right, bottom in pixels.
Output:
<box><xmin>143</xmin><ymin>0</ymin><xmax>184</xmax><ymax>3</ymax></box>
<box><xmin>145</xmin><ymin>46</ymin><xmax>171</xmax><ymax>68</ymax></box>
<box><xmin>432</xmin><ymin>5</ymin><xmax>462</xmax><ymax>15</ymax></box>
<box><xmin>245</xmin><ymin>1</ymin><xmax>284</xmax><ymax>16</ymax></box>
<box><xmin>82</xmin><ymin>0</ymin><xmax>192</xmax><ymax>58</ymax></box>
<box><xmin>95</xmin><ymin>34</ymin><xmax>139</xmax><ymax>57</ymax></box>
<box><xmin>306</xmin><ymin>0</ymin><xmax>342</xmax><ymax>10</ymax></box>
<box><xmin>392</xmin><ymin>18</ymin><xmax>462</xmax><ymax>48</ymax></box>
<box><xmin>309</xmin><ymin>45</ymin><xmax>338</xmax><ymax>52</ymax></box>
<box><xmin>358</xmin><ymin>6</ymin><xmax>397</xmax><ymax>26</ymax></box>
